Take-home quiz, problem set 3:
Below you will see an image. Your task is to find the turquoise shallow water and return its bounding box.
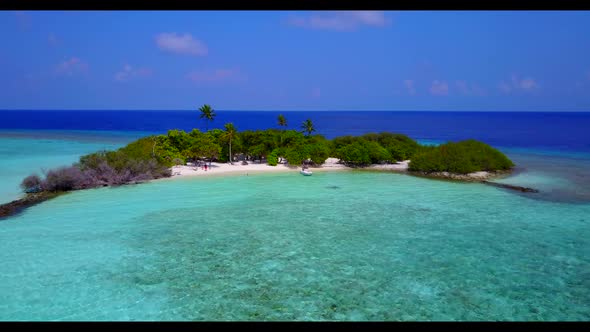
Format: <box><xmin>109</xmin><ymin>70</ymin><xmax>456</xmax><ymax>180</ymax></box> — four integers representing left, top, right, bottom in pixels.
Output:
<box><xmin>495</xmin><ymin>151</ymin><xmax>590</xmax><ymax>204</ymax></box>
<box><xmin>0</xmin><ymin>131</ymin><xmax>589</xmax><ymax>321</ymax></box>
<box><xmin>0</xmin><ymin>171</ymin><xmax>589</xmax><ymax>320</ymax></box>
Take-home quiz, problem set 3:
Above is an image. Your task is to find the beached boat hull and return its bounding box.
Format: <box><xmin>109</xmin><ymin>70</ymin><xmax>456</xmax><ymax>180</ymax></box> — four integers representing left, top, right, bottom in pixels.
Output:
<box><xmin>300</xmin><ymin>170</ymin><xmax>313</xmax><ymax>176</ymax></box>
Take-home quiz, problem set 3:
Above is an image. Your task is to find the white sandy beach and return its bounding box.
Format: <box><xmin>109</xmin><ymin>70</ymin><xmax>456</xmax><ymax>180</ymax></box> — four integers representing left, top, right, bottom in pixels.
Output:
<box><xmin>169</xmin><ymin>158</ymin><xmax>411</xmax><ymax>178</ymax></box>
<box><xmin>366</xmin><ymin>160</ymin><xmax>411</xmax><ymax>172</ymax></box>
<box><xmin>168</xmin><ymin>158</ymin><xmax>499</xmax><ymax>181</ymax></box>
<box><xmin>170</xmin><ymin>162</ymin><xmax>293</xmax><ymax>177</ymax></box>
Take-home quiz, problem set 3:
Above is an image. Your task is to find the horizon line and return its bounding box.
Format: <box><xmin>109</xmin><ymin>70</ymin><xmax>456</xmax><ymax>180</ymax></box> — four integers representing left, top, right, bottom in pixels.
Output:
<box><xmin>1</xmin><ymin>109</ymin><xmax>589</xmax><ymax>113</ymax></box>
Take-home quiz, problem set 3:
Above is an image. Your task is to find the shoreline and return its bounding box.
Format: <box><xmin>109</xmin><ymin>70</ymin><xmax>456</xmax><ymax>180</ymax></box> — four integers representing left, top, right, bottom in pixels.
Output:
<box><xmin>166</xmin><ymin>157</ymin><xmax>352</xmax><ymax>179</ymax></box>
<box><xmin>1</xmin><ymin>158</ymin><xmax>535</xmax><ymax>221</ymax></box>
<box><xmin>165</xmin><ymin>158</ymin><xmax>514</xmax><ymax>183</ymax></box>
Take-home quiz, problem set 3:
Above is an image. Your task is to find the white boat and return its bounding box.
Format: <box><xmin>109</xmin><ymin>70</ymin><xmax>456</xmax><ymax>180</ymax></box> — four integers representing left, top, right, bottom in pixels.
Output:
<box><xmin>300</xmin><ymin>168</ymin><xmax>313</xmax><ymax>176</ymax></box>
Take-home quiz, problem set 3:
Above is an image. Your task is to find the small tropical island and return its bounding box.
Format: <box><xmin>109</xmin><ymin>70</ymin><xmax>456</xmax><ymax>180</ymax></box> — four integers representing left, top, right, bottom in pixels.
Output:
<box><xmin>1</xmin><ymin>105</ymin><xmax>530</xmax><ymax>219</ymax></box>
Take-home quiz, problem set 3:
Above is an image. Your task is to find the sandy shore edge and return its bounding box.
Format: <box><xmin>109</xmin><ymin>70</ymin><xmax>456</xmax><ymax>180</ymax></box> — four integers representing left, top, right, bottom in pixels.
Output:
<box><xmin>167</xmin><ymin>158</ymin><xmax>504</xmax><ymax>181</ymax></box>
<box><xmin>169</xmin><ymin>158</ymin><xmax>413</xmax><ymax>177</ymax></box>
<box><xmin>168</xmin><ymin>157</ymin><xmax>350</xmax><ymax>178</ymax></box>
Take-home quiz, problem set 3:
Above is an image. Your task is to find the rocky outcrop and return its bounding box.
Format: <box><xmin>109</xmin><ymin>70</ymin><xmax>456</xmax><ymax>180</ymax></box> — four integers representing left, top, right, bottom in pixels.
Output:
<box><xmin>406</xmin><ymin>169</ymin><xmax>539</xmax><ymax>193</ymax></box>
<box><xmin>408</xmin><ymin>169</ymin><xmax>512</xmax><ymax>182</ymax></box>
<box><xmin>481</xmin><ymin>181</ymin><xmax>539</xmax><ymax>193</ymax></box>
<box><xmin>0</xmin><ymin>192</ymin><xmax>66</xmax><ymax>220</ymax></box>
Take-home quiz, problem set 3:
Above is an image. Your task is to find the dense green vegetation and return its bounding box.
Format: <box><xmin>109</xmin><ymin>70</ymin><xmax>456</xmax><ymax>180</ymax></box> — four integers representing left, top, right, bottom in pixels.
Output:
<box><xmin>75</xmin><ymin>127</ymin><xmax>510</xmax><ymax>174</ymax></box>
<box><xmin>332</xmin><ymin>132</ymin><xmax>421</xmax><ymax>166</ymax></box>
<box><xmin>408</xmin><ymin>139</ymin><xmax>515</xmax><ymax>174</ymax></box>
<box><xmin>19</xmin><ymin>111</ymin><xmax>514</xmax><ymax>196</ymax></box>
<box><xmin>17</xmin><ymin>123</ymin><xmax>333</xmax><ymax>193</ymax></box>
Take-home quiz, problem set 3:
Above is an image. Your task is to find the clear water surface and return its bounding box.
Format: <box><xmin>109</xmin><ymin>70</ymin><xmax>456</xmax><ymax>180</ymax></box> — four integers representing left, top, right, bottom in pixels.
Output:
<box><xmin>0</xmin><ymin>171</ymin><xmax>588</xmax><ymax>321</ymax></box>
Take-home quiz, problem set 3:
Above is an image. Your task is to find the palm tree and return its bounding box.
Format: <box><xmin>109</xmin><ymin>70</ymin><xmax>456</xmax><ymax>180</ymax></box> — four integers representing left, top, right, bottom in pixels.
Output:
<box><xmin>277</xmin><ymin>114</ymin><xmax>287</xmax><ymax>128</ymax></box>
<box><xmin>223</xmin><ymin>122</ymin><xmax>237</xmax><ymax>164</ymax></box>
<box><xmin>198</xmin><ymin>104</ymin><xmax>216</xmax><ymax>132</ymax></box>
<box><xmin>277</xmin><ymin>114</ymin><xmax>287</xmax><ymax>145</ymax></box>
<box><xmin>301</xmin><ymin>119</ymin><xmax>315</xmax><ymax>136</ymax></box>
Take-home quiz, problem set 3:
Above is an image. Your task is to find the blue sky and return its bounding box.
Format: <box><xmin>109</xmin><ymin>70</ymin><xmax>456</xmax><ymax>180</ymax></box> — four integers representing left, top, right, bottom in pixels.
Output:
<box><xmin>1</xmin><ymin>10</ymin><xmax>589</xmax><ymax>111</ymax></box>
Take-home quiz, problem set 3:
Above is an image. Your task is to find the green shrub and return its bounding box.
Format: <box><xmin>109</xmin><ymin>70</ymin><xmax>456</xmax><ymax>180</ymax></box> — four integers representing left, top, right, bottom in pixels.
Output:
<box><xmin>336</xmin><ymin>141</ymin><xmax>371</xmax><ymax>166</ymax></box>
<box><xmin>166</xmin><ymin>129</ymin><xmax>193</xmax><ymax>152</ymax></box>
<box><xmin>118</xmin><ymin>136</ymin><xmax>159</xmax><ymax>161</ymax></box>
<box><xmin>267</xmin><ymin>149</ymin><xmax>279</xmax><ymax>166</ymax></box>
<box><xmin>187</xmin><ymin>133</ymin><xmax>221</xmax><ymax>162</ymax></box>
<box><xmin>364</xmin><ymin>140</ymin><xmax>392</xmax><ymax>163</ymax></box>
<box><xmin>331</xmin><ymin>135</ymin><xmax>357</xmax><ymax>153</ymax></box>
<box><xmin>284</xmin><ymin>145</ymin><xmax>308</xmax><ymax>166</ymax></box>
<box><xmin>409</xmin><ymin>140</ymin><xmax>514</xmax><ymax>174</ymax></box>
<box><xmin>362</xmin><ymin>132</ymin><xmax>420</xmax><ymax>161</ymax></box>
<box><xmin>79</xmin><ymin>150</ymin><xmax>109</xmax><ymax>171</ymax></box>
<box><xmin>308</xmin><ymin>140</ymin><xmax>331</xmax><ymax>165</ymax></box>
<box><xmin>281</xmin><ymin>130</ymin><xmax>306</xmax><ymax>147</ymax></box>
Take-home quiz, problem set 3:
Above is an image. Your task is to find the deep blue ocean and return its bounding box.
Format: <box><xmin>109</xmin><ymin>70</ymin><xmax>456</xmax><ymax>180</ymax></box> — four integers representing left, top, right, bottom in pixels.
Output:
<box><xmin>2</xmin><ymin>110</ymin><xmax>590</xmax><ymax>153</ymax></box>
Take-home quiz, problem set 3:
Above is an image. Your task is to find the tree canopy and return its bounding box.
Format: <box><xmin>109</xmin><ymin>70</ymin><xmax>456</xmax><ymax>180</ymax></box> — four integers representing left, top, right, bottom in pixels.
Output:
<box><xmin>20</xmin><ymin>122</ymin><xmax>514</xmax><ymax>197</ymax></box>
<box><xmin>408</xmin><ymin>139</ymin><xmax>514</xmax><ymax>174</ymax></box>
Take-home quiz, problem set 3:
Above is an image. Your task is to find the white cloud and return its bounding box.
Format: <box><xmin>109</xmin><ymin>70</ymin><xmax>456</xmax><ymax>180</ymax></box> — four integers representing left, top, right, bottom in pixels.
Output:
<box><xmin>498</xmin><ymin>74</ymin><xmax>539</xmax><ymax>94</ymax></box>
<box><xmin>55</xmin><ymin>57</ymin><xmax>88</xmax><ymax>76</ymax></box>
<box><xmin>519</xmin><ymin>78</ymin><xmax>537</xmax><ymax>90</ymax></box>
<box><xmin>287</xmin><ymin>11</ymin><xmax>389</xmax><ymax>31</ymax></box>
<box><xmin>455</xmin><ymin>80</ymin><xmax>486</xmax><ymax>96</ymax></box>
<box><xmin>155</xmin><ymin>33</ymin><xmax>208</xmax><ymax>56</ymax></box>
<box><xmin>430</xmin><ymin>80</ymin><xmax>449</xmax><ymax>96</ymax></box>
<box><xmin>352</xmin><ymin>11</ymin><xmax>388</xmax><ymax>26</ymax></box>
<box><xmin>403</xmin><ymin>79</ymin><xmax>416</xmax><ymax>95</ymax></box>
<box><xmin>114</xmin><ymin>64</ymin><xmax>152</xmax><ymax>82</ymax></box>
<box><xmin>187</xmin><ymin>69</ymin><xmax>243</xmax><ymax>83</ymax></box>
